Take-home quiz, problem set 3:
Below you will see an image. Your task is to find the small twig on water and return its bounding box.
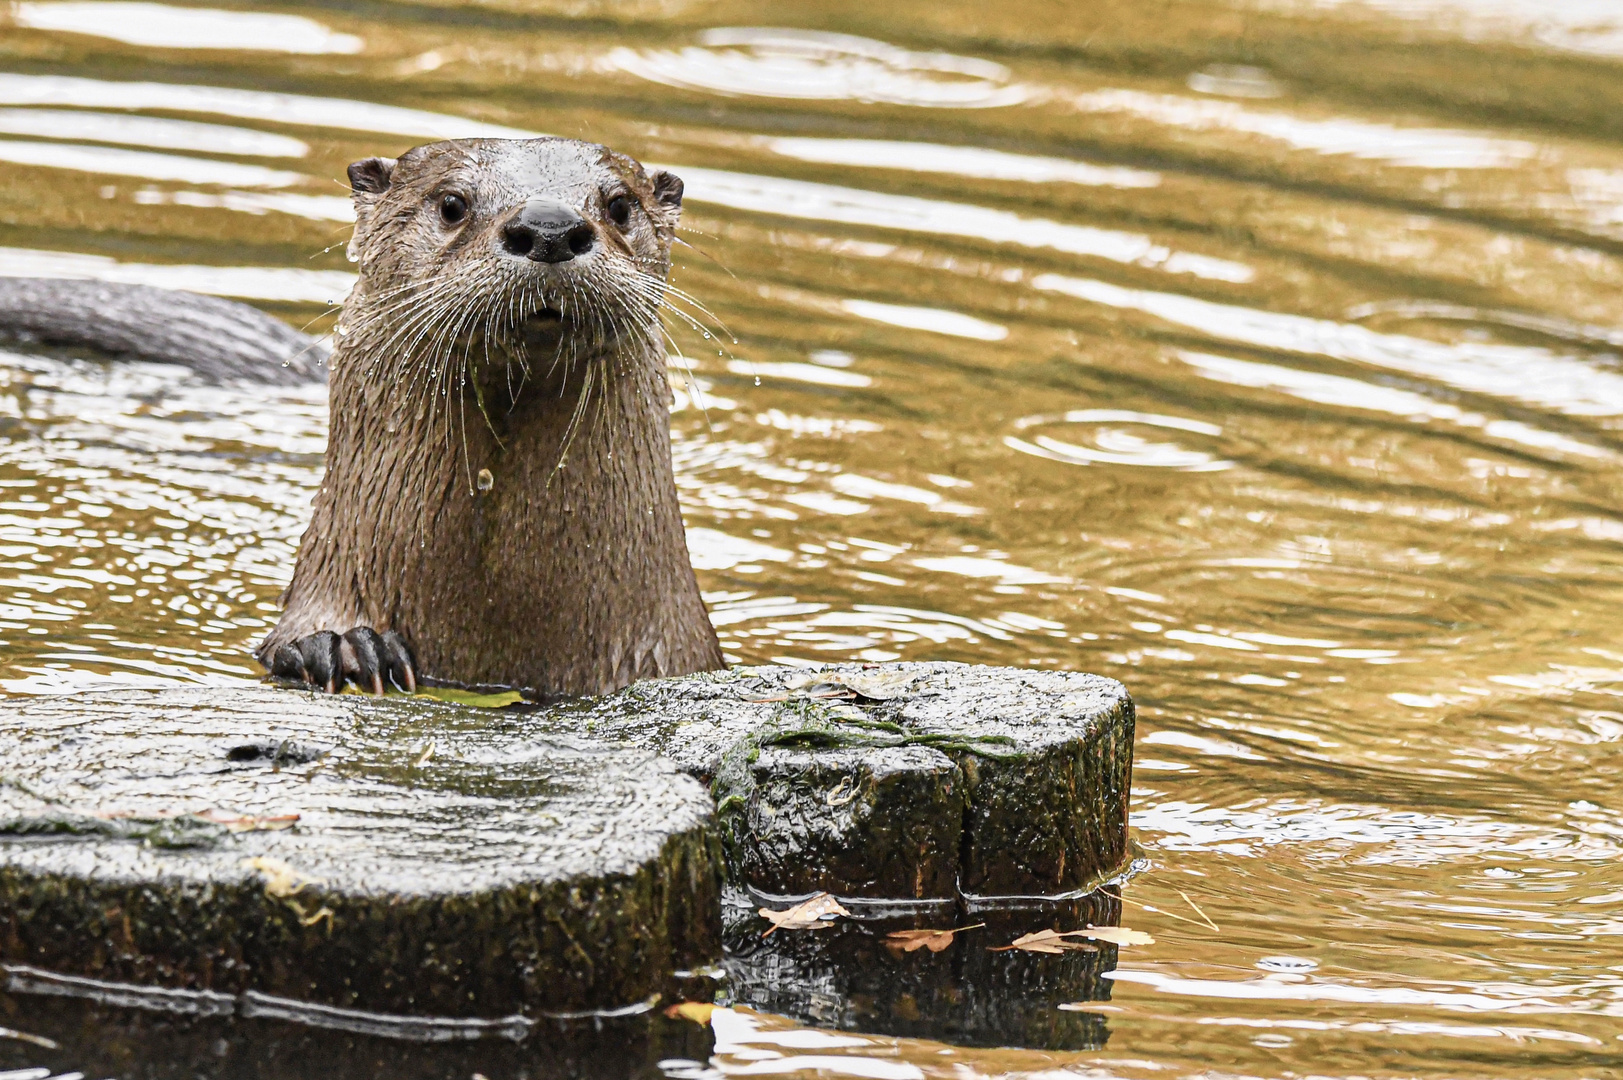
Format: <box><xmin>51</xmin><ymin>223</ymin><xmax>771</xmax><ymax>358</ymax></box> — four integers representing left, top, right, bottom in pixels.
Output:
<box><xmin>1117</xmin><ymin>892</ymin><xmax>1217</xmax><ymax>931</ymax></box>
<box><xmin>1176</xmin><ymin>888</ymin><xmax>1221</xmax><ymax>932</ymax></box>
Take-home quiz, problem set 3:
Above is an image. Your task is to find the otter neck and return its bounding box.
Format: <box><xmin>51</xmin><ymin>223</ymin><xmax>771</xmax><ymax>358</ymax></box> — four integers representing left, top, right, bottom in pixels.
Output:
<box><xmin>278</xmin><ymin>304</ymin><xmax>724</xmax><ymax>697</ymax></box>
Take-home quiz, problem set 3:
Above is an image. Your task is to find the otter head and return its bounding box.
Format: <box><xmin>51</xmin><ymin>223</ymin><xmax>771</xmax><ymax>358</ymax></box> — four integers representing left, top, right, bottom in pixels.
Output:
<box><xmin>343</xmin><ymin>138</ymin><xmax>684</xmax><ymax>363</ymax></box>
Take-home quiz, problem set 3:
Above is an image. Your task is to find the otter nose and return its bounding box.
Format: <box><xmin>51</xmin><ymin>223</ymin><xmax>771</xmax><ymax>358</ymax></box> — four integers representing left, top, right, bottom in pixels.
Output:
<box><xmin>501</xmin><ymin>200</ymin><xmax>596</xmax><ymax>263</ymax></box>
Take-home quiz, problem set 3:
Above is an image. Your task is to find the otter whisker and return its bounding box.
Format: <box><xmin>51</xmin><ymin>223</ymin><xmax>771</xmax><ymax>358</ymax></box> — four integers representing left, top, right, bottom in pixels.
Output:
<box><xmin>550</xmin><ymin>357</ymin><xmax>595</xmax><ymax>488</ymax></box>
<box><xmin>648</xmin><ymin>280</ymin><xmax>735</xmax><ymax>339</ymax></box>
<box><xmin>616</xmin><ymin>274</ymin><xmax>730</xmax><ymax>348</ymax></box>
<box><xmin>664</xmin><ymin>332</ymin><xmax>711</xmax><ymax>427</ymax></box>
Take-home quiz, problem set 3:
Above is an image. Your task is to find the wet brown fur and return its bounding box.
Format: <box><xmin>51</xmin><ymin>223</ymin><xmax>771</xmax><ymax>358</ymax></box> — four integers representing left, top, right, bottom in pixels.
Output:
<box><xmin>257</xmin><ymin>137</ymin><xmax>724</xmax><ymax>696</ymax></box>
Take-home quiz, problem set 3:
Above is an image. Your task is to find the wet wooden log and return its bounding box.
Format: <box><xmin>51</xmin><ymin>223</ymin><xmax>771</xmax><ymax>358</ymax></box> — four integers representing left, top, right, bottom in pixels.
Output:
<box><xmin>0</xmin><ymin>687</ymin><xmax>721</xmax><ymax>1018</ymax></box>
<box><xmin>0</xmin><ymin>662</ymin><xmax>1134</xmax><ymax>1026</ymax></box>
<box><xmin>571</xmin><ymin>662</ymin><xmax>1136</xmax><ymax>899</ymax></box>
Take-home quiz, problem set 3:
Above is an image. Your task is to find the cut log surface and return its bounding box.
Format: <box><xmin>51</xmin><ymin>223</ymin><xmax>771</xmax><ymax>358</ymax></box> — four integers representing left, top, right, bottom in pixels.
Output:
<box><xmin>0</xmin><ymin>687</ymin><xmax>721</xmax><ymax>1018</ymax></box>
<box><xmin>571</xmin><ymin>662</ymin><xmax>1137</xmax><ymax>899</ymax></box>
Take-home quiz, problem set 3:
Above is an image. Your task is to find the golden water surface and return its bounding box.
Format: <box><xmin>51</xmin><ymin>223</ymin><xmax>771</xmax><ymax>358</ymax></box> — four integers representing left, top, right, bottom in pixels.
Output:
<box><xmin>3</xmin><ymin>0</ymin><xmax>1623</xmax><ymax>1074</ymax></box>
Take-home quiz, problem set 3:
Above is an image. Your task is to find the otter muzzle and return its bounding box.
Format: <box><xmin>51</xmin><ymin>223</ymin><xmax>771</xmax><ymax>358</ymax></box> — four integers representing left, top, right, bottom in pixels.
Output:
<box><xmin>501</xmin><ymin>199</ymin><xmax>597</xmax><ymax>264</ymax></box>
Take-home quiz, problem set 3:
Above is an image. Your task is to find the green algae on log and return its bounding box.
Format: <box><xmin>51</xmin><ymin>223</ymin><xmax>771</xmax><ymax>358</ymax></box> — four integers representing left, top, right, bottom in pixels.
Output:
<box><xmin>0</xmin><ymin>687</ymin><xmax>722</xmax><ymax>1018</ymax></box>
<box><xmin>569</xmin><ymin>663</ymin><xmax>1136</xmax><ymax>899</ymax></box>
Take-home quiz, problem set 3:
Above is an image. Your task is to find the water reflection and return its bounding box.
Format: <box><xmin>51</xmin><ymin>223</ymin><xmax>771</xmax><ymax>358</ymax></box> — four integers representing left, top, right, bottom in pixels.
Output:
<box><xmin>12</xmin><ymin>2</ymin><xmax>364</xmax><ymax>54</ymax></box>
<box><xmin>1032</xmin><ymin>273</ymin><xmax>1623</xmax><ymax>420</ymax></box>
<box><xmin>0</xmin><ymin>350</ymin><xmax>321</xmax><ymax>694</ymax></box>
<box><xmin>1284</xmin><ymin>0</ymin><xmax>1623</xmax><ymax>59</ymax></box>
<box><xmin>762</xmin><ymin>136</ymin><xmax>1162</xmax><ymax>188</ymax></box>
<box><xmin>0</xmin><ymin>72</ymin><xmax>533</xmax><ymax>138</ymax></box>
<box><xmin>4</xmin><ymin>0</ymin><xmax>1623</xmax><ymax>1075</ymax></box>
<box><xmin>1006</xmin><ymin>410</ymin><xmax>1232</xmax><ymax>472</ymax></box>
<box><xmin>1175</xmin><ymin>350</ymin><xmax>1616</xmax><ymax>461</ymax></box>
<box><xmin>611</xmin><ymin>27</ymin><xmax>1030</xmax><ymax>108</ymax></box>
<box><xmin>730</xmin><ymin>359</ymin><xmax>873</xmax><ymax>388</ymax></box>
<box><xmin>1070</xmin><ymin>88</ymin><xmax>1538</xmax><ymax>169</ymax></box>
<box><xmin>0</xmin><ymin>249</ymin><xmax>352</xmax><ymax>302</ymax></box>
<box><xmin>719</xmin><ymin>890</ymin><xmax>1122</xmax><ymax>1054</ymax></box>
<box><xmin>0</xmin><ymin>140</ymin><xmax>303</xmax><ymax>186</ymax></box>
<box><xmin>0</xmin><ymin>109</ymin><xmax>307</xmax><ymax>156</ymax></box>
<box><xmin>680</xmin><ymin>167</ymin><xmax>1256</xmax><ymax>281</ymax></box>
<box><xmin>839</xmin><ymin>299</ymin><xmax>1007</xmax><ymax>341</ymax></box>
<box><xmin>129</xmin><ymin>188</ymin><xmax>355</xmax><ymax>222</ymax></box>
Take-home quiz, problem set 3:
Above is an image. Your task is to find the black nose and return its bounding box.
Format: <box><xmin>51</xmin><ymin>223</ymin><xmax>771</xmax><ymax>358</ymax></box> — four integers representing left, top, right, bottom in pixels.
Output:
<box><xmin>501</xmin><ymin>199</ymin><xmax>596</xmax><ymax>263</ymax></box>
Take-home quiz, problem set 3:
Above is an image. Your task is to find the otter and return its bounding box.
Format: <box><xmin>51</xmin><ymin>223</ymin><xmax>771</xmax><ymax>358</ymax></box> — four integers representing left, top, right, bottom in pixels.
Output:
<box><xmin>0</xmin><ymin>137</ymin><xmax>726</xmax><ymax>699</ymax></box>
<box><xmin>258</xmin><ymin>138</ymin><xmax>725</xmax><ymax>698</ymax></box>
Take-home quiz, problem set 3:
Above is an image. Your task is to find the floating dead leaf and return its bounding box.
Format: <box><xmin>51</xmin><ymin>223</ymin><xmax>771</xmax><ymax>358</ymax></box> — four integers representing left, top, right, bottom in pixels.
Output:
<box><xmin>990</xmin><ymin>929</ymin><xmax>1099</xmax><ymax>955</ymax></box>
<box><xmin>992</xmin><ymin>924</ymin><xmax>1155</xmax><ymax>953</ymax></box>
<box><xmin>242</xmin><ymin>856</ymin><xmax>325</xmax><ymax>898</ymax></box>
<box><xmin>664</xmin><ymin>1001</ymin><xmax>717</xmax><ymax>1025</ymax></box>
<box><xmin>884</xmin><ymin>922</ymin><xmax>984</xmax><ymax>954</ymax></box>
<box><xmin>1081</xmin><ymin>925</ymin><xmax>1154</xmax><ymax>947</ymax></box>
<box><xmin>759</xmin><ymin>892</ymin><xmax>850</xmax><ymax>936</ymax></box>
<box><xmin>195</xmin><ymin>809</ymin><xmax>299</xmax><ymax>833</ymax></box>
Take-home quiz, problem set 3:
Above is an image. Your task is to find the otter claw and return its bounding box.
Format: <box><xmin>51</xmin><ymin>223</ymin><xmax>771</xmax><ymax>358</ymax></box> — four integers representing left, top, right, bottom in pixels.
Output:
<box><xmin>341</xmin><ymin>627</ymin><xmax>387</xmax><ymax>696</ymax></box>
<box><xmin>269</xmin><ymin>642</ymin><xmax>307</xmax><ymax>687</ymax></box>
<box><xmin>287</xmin><ymin>630</ymin><xmax>342</xmax><ymax>694</ymax></box>
<box><xmin>381</xmin><ymin>629</ymin><xmax>417</xmax><ymax>693</ymax></box>
<box><xmin>269</xmin><ymin>627</ymin><xmax>415</xmax><ymax>695</ymax></box>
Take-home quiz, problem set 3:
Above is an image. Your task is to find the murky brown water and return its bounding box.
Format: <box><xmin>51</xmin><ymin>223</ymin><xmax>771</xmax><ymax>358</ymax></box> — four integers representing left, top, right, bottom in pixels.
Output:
<box><xmin>5</xmin><ymin>0</ymin><xmax>1623</xmax><ymax>1074</ymax></box>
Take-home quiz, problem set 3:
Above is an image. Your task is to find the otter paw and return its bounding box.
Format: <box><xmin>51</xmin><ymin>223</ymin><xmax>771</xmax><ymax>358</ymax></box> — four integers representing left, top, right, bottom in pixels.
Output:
<box><xmin>270</xmin><ymin>627</ymin><xmax>416</xmax><ymax>695</ymax></box>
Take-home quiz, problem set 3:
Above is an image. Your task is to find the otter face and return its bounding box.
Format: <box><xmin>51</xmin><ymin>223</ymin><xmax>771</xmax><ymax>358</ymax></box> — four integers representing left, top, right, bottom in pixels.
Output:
<box><xmin>343</xmin><ymin>137</ymin><xmax>684</xmax><ymax>361</ymax></box>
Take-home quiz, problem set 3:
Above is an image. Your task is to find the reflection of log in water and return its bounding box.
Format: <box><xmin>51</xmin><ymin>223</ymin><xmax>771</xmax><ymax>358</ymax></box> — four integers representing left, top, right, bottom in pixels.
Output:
<box><xmin>723</xmin><ymin>889</ymin><xmax>1122</xmax><ymax>1051</ymax></box>
<box><xmin>0</xmin><ymin>988</ymin><xmax>713</xmax><ymax>1080</ymax></box>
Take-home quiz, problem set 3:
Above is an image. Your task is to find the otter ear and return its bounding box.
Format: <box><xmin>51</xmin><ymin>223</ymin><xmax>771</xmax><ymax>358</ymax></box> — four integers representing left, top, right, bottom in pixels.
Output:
<box><xmin>346</xmin><ymin>157</ymin><xmax>397</xmax><ymax>262</ymax></box>
<box><xmin>347</xmin><ymin>157</ymin><xmax>396</xmax><ymax>199</ymax></box>
<box><xmin>650</xmin><ymin>169</ymin><xmax>683</xmax><ymax>211</ymax></box>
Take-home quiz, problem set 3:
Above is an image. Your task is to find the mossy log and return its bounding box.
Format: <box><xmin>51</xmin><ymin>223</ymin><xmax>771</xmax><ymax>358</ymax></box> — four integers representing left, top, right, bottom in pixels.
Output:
<box><xmin>570</xmin><ymin>662</ymin><xmax>1136</xmax><ymax>899</ymax></box>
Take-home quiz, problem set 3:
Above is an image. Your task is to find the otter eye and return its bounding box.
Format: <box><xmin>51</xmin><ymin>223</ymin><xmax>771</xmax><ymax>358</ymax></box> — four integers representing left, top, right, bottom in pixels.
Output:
<box><xmin>439</xmin><ymin>193</ymin><xmax>468</xmax><ymax>225</ymax></box>
<box><xmin>607</xmin><ymin>195</ymin><xmax>631</xmax><ymax>229</ymax></box>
